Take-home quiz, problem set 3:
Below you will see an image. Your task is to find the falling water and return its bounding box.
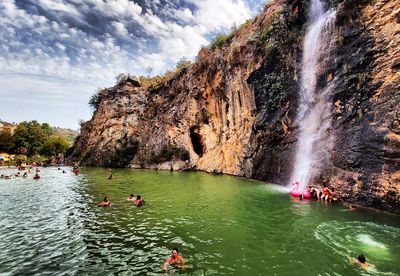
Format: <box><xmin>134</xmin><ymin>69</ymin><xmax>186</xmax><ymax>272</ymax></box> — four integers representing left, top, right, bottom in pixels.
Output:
<box><xmin>290</xmin><ymin>0</ymin><xmax>336</xmax><ymax>190</ymax></box>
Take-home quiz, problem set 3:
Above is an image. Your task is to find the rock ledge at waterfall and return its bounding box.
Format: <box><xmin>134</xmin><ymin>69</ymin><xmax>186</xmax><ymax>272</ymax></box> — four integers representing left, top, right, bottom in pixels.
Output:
<box><xmin>72</xmin><ymin>0</ymin><xmax>400</xmax><ymax>213</ymax></box>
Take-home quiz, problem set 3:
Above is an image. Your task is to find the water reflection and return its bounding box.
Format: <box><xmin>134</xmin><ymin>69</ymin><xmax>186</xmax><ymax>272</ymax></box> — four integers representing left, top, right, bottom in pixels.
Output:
<box><xmin>0</xmin><ymin>167</ymin><xmax>399</xmax><ymax>275</ymax></box>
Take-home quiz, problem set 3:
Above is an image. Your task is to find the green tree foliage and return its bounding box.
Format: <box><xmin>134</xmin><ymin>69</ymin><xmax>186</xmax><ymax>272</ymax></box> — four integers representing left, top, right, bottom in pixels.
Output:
<box><xmin>209</xmin><ymin>33</ymin><xmax>231</xmax><ymax>50</ymax></box>
<box><xmin>39</xmin><ymin>136</ymin><xmax>70</xmax><ymax>157</ymax></box>
<box><xmin>13</xmin><ymin>121</ymin><xmax>51</xmax><ymax>155</ymax></box>
<box><xmin>0</xmin><ymin>131</ymin><xmax>15</xmax><ymax>152</ymax></box>
<box><xmin>89</xmin><ymin>92</ymin><xmax>101</xmax><ymax>111</ymax></box>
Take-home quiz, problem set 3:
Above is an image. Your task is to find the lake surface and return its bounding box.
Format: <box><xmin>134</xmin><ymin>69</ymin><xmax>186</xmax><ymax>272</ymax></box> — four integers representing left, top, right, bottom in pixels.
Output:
<box><xmin>0</xmin><ymin>167</ymin><xmax>399</xmax><ymax>275</ymax></box>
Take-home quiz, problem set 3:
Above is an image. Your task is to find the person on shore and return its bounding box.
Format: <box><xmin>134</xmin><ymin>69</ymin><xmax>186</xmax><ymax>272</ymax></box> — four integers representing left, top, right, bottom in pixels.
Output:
<box><xmin>349</xmin><ymin>254</ymin><xmax>374</xmax><ymax>270</ymax></box>
<box><xmin>128</xmin><ymin>194</ymin><xmax>135</xmax><ymax>202</ymax></box>
<box><xmin>134</xmin><ymin>195</ymin><xmax>145</xmax><ymax>207</ymax></box>
<box><xmin>108</xmin><ymin>173</ymin><xmax>112</xmax><ymax>180</ymax></box>
<box><xmin>33</xmin><ymin>173</ymin><xmax>40</xmax><ymax>179</ymax></box>
<box><xmin>321</xmin><ymin>186</ymin><xmax>331</xmax><ymax>202</ymax></box>
<box><xmin>162</xmin><ymin>248</ymin><xmax>185</xmax><ymax>272</ymax></box>
<box><xmin>330</xmin><ymin>187</ymin><xmax>339</xmax><ymax>202</ymax></box>
<box><xmin>99</xmin><ymin>197</ymin><xmax>112</xmax><ymax>207</ymax></box>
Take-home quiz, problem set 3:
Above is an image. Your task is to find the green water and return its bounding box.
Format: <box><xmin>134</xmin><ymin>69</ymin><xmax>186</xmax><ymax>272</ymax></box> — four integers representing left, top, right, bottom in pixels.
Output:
<box><xmin>0</xmin><ymin>167</ymin><xmax>399</xmax><ymax>275</ymax></box>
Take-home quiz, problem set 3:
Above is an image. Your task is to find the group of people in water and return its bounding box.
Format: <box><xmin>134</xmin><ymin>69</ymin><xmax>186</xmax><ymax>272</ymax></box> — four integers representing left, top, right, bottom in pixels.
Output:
<box><xmin>98</xmin><ymin>194</ymin><xmax>145</xmax><ymax>207</ymax></box>
<box><xmin>1</xmin><ymin>167</ymin><xmax>42</xmax><ymax>180</ymax></box>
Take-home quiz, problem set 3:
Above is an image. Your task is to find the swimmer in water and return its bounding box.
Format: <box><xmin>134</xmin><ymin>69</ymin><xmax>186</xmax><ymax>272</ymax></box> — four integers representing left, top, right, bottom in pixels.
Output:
<box><xmin>349</xmin><ymin>254</ymin><xmax>374</xmax><ymax>270</ymax></box>
<box><xmin>162</xmin><ymin>248</ymin><xmax>185</xmax><ymax>272</ymax></box>
<box><xmin>134</xmin><ymin>195</ymin><xmax>145</xmax><ymax>207</ymax></box>
<box><xmin>98</xmin><ymin>197</ymin><xmax>112</xmax><ymax>207</ymax></box>
<box><xmin>127</xmin><ymin>194</ymin><xmax>135</xmax><ymax>202</ymax></box>
<box><xmin>348</xmin><ymin>204</ymin><xmax>357</xmax><ymax>211</ymax></box>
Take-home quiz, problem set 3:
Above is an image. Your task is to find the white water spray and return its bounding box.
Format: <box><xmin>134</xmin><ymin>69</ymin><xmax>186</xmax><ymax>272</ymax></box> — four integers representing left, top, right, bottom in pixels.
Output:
<box><xmin>290</xmin><ymin>0</ymin><xmax>336</xmax><ymax>190</ymax></box>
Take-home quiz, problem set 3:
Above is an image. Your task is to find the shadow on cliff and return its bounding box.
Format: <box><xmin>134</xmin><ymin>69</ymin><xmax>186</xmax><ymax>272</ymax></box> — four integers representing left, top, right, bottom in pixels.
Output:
<box><xmin>326</xmin><ymin>0</ymin><xmax>400</xmax><ymax>212</ymax></box>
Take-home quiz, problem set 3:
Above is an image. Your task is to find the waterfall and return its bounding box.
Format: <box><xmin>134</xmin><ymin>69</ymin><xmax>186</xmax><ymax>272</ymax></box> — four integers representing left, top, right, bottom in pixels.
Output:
<box><xmin>290</xmin><ymin>0</ymin><xmax>336</xmax><ymax>190</ymax></box>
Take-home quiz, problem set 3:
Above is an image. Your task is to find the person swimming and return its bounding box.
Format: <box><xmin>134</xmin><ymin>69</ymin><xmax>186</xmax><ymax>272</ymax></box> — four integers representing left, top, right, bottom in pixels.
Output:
<box><xmin>33</xmin><ymin>173</ymin><xmax>40</xmax><ymax>179</ymax></box>
<box><xmin>348</xmin><ymin>204</ymin><xmax>357</xmax><ymax>211</ymax></box>
<box><xmin>162</xmin><ymin>248</ymin><xmax>185</xmax><ymax>272</ymax></box>
<box><xmin>134</xmin><ymin>195</ymin><xmax>144</xmax><ymax>207</ymax></box>
<box><xmin>23</xmin><ymin>172</ymin><xmax>28</xmax><ymax>178</ymax></box>
<box><xmin>349</xmin><ymin>254</ymin><xmax>374</xmax><ymax>270</ymax></box>
<box><xmin>98</xmin><ymin>197</ymin><xmax>112</xmax><ymax>207</ymax></box>
<box><xmin>127</xmin><ymin>194</ymin><xmax>135</xmax><ymax>202</ymax></box>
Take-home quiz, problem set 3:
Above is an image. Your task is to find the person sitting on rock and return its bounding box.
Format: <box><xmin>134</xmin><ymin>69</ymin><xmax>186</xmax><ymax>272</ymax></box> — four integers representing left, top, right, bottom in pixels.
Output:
<box><xmin>329</xmin><ymin>187</ymin><xmax>339</xmax><ymax>202</ymax></box>
<box><xmin>320</xmin><ymin>186</ymin><xmax>331</xmax><ymax>202</ymax></box>
<box><xmin>99</xmin><ymin>197</ymin><xmax>112</xmax><ymax>207</ymax></box>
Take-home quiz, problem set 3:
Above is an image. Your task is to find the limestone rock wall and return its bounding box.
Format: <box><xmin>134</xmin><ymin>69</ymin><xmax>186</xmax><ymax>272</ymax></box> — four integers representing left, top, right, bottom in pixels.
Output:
<box><xmin>72</xmin><ymin>0</ymin><xmax>400</xmax><ymax>213</ymax></box>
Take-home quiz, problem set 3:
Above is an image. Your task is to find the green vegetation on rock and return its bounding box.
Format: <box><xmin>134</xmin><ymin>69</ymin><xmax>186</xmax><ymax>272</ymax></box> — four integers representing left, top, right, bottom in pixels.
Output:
<box><xmin>149</xmin><ymin>145</ymin><xmax>190</xmax><ymax>164</ymax></box>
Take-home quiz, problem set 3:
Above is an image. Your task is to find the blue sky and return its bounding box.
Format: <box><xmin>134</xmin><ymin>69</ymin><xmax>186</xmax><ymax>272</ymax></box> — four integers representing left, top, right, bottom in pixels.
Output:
<box><xmin>0</xmin><ymin>0</ymin><xmax>266</xmax><ymax>130</ymax></box>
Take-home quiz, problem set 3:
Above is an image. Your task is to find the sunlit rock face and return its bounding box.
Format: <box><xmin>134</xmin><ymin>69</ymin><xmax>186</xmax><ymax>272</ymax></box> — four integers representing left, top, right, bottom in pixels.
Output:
<box><xmin>72</xmin><ymin>0</ymin><xmax>399</xmax><ymax>213</ymax></box>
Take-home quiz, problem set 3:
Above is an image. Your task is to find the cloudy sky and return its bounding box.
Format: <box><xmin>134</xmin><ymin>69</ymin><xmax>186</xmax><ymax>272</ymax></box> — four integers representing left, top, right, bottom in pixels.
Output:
<box><xmin>0</xmin><ymin>0</ymin><xmax>265</xmax><ymax>129</ymax></box>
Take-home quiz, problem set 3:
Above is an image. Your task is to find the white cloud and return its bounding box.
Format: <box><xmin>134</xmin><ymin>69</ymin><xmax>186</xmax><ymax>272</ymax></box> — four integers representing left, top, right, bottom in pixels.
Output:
<box><xmin>37</xmin><ymin>0</ymin><xmax>81</xmax><ymax>17</ymax></box>
<box><xmin>55</xmin><ymin>42</ymin><xmax>66</xmax><ymax>51</ymax></box>
<box><xmin>111</xmin><ymin>21</ymin><xmax>129</xmax><ymax>37</ymax></box>
<box><xmin>0</xmin><ymin>0</ymin><xmax>264</xmax><ymax>128</ymax></box>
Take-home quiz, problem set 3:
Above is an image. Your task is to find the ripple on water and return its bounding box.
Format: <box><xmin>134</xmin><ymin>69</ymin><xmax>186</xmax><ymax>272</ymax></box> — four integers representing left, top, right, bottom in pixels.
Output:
<box><xmin>315</xmin><ymin>221</ymin><xmax>400</xmax><ymax>275</ymax></box>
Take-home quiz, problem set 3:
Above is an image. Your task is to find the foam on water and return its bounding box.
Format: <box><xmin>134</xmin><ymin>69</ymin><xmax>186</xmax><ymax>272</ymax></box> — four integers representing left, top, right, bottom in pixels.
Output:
<box><xmin>357</xmin><ymin>234</ymin><xmax>387</xmax><ymax>249</ymax></box>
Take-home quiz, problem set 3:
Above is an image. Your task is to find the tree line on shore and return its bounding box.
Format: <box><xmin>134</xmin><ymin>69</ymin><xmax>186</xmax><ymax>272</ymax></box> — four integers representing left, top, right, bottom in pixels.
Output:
<box><xmin>0</xmin><ymin>120</ymin><xmax>73</xmax><ymax>158</ymax></box>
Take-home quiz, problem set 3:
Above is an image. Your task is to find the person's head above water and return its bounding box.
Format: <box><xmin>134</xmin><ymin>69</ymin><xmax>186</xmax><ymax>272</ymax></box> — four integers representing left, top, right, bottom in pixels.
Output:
<box><xmin>357</xmin><ymin>254</ymin><xmax>366</xmax><ymax>263</ymax></box>
<box><xmin>103</xmin><ymin>197</ymin><xmax>108</xmax><ymax>201</ymax></box>
<box><xmin>130</xmin><ymin>194</ymin><xmax>134</xmax><ymax>198</ymax></box>
<box><xmin>137</xmin><ymin>195</ymin><xmax>141</xmax><ymax>200</ymax></box>
<box><xmin>172</xmin><ymin>248</ymin><xmax>179</xmax><ymax>256</ymax></box>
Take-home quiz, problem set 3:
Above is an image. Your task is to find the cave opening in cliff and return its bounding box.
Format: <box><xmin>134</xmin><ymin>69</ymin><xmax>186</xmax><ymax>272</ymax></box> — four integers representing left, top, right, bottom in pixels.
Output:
<box><xmin>190</xmin><ymin>127</ymin><xmax>204</xmax><ymax>157</ymax></box>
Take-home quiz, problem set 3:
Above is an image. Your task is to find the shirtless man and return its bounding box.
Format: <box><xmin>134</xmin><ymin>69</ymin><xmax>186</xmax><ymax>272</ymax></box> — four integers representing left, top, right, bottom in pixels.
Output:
<box><xmin>134</xmin><ymin>195</ymin><xmax>145</xmax><ymax>207</ymax></box>
<box><xmin>349</xmin><ymin>254</ymin><xmax>374</xmax><ymax>270</ymax></box>
<box><xmin>162</xmin><ymin>248</ymin><xmax>185</xmax><ymax>272</ymax></box>
<box><xmin>98</xmin><ymin>197</ymin><xmax>112</xmax><ymax>207</ymax></box>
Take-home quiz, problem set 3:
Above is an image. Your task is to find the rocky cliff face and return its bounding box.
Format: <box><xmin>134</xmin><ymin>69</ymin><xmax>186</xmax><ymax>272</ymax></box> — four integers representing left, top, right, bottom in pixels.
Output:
<box><xmin>72</xmin><ymin>0</ymin><xmax>400</xmax><ymax>213</ymax></box>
